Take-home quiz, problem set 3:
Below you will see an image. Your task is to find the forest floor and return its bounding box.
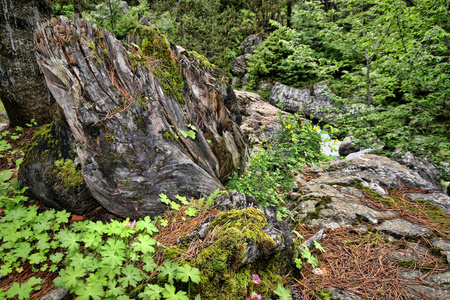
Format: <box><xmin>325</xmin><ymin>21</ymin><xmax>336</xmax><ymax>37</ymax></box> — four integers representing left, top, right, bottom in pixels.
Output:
<box><xmin>0</xmin><ymin>122</ymin><xmax>449</xmax><ymax>300</ymax></box>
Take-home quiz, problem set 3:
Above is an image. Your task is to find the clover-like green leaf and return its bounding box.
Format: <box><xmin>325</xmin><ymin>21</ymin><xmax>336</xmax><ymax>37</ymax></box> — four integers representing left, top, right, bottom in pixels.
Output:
<box><xmin>159</xmin><ymin>193</ymin><xmax>170</xmax><ymax>205</ymax></box>
<box><xmin>50</xmin><ymin>252</ymin><xmax>64</xmax><ymax>264</ymax></box>
<box><xmin>159</xmin><ymin>219</ymin><xmax>169</xmax><ymax>227</ymax></box>
<box><xmin>157</xmin><ymin>261</ymin><xmax>179</xmax><ymax>285</ymax></box>
<box><xmin>35</xmin><ymin>238</ymin><xmax>51</xmax><ymax>252</ymax></box>
<box><xmin>0</xmin><ymin>263</ymin><xmax>12</xmax><ymax>276</ymax></box>
<box><xmin>273</xmin><ymin>284</ymin><xmax>293</xmax><ymax>300</ymax></box>
<box><xmin>13</xmin><ymin>242</ymin><xmax>32</xmax><ymax>259</ymax></box>
<box><xmin>170</xmin><ymin>201</ymin><xmax>181</xmax><ymax>211</ymax></box>
<box><xmin>100</xmin><ymin>247</ymin><xmax>125</xmax><ymax>269</ymax></box>
<box><xmin>75</xmin><ymin>282</ymin><xmax>105</xmax><ymax>300</ymax></box>
<box><xmin>6</xmin><ymin>282</ymin><xmax>21</xmax><ymax>299</ymax></box>
<box><xmin>135</xmin><ymin>216</ymin><xmax>158</xmax><ymax>235</ymax></box>
<box><xmin>86</xmin><ymin>272</ymin><xmax>108</xmax><ymax>287</ymax></box>
<box><xmin>81</xmin><ymin>230</ymin><xmax>102</xmax><ymax>250</ymax></box>
<box><xmin>59</xmin><ymin>265</ymin><xmax>86</xmax><ymax>289</ymax></box>
<box><xmin>132</xmin><ymin>234</ymin><xmax>156</xmax><ymax>254</ymax></box>
<box><xmin>118</xmin><ymin>264</ymin><xmax>145</xmax><ymax>288</ymax></box>
<box><xmin>175</xmin><ymin>195</ymin><xmax>189</xmax><ymax>205</ymax></box>
<box><xmin>55</xmin><ymin>210</ymin><xmax>71</xmax><ymax>224</ymax></box>
<box><xmin>175</xmin><ymin>264</ymin><xmax>201</xmax><ymax>284</ymax></box>
<box><xmin>105</xmin><ymin>280</ymin><xmax>125</xmax><ymax>298</ymax></box>
<box><xmin>139</xmin><ymin>284</ymin><xmax>164</xmax><ymax>300</ymax></box>
<box><xmin>0</xmin><ymin>170</ymin><xmax>13</xmax><ymax>183</ymax></box>
<box><xmin>142</xmin><ymin>256</ymin><xmax>157</xmax><ymax>272</ymax></box>
<box><xmin>314</xmin><ymin>240</ymin><xmax>326</xmax><ymax>253</ymax></box>
<box><xmin>28</xmin><ymin>252</ymin><xmax>46</xmax><ymax>265</ymax></box>
<box><xmin>86</xmin><ymin>220</ymin><xmax>107</xmax><ymax>234</ymax></box>
<box><xmin>162</xmin><ymin>284</ymin><xmax>189</xmax><ymax>300</ymax></box>
<box><xmin>184</xmin><ymin>207</ymin><xmax>197</xmax><ymax>217</ymax></box>
<box><xmin>56</xmin><ymin>229</ymin><xmax>80</xmax><ymax>253</ymax></box>
<box><xmin>102</xmin><ymin>238</ymin><xmax>126</xmax><ymax>254</ymax></box>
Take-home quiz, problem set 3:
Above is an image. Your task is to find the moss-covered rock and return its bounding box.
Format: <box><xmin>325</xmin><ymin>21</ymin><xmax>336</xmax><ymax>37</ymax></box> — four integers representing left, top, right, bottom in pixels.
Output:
<box><xmin>187</xmin><ymin>207</ymin><xmax>292</xmax><ymax>299</ymax></box>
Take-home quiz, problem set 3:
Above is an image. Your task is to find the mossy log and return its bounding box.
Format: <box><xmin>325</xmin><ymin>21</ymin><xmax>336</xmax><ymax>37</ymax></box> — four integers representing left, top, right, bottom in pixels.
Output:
<box><xmin>27</xmin><ymin>16</ymin><xmax>248</xmax><ymax>218</ymax></box>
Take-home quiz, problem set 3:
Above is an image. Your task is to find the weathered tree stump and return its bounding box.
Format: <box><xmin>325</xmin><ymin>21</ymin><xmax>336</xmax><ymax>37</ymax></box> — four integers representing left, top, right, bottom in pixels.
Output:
<box><xmin>22</xmin><ymin>16</ymin><xmax>248</xmax><ymax>218</ymax></box>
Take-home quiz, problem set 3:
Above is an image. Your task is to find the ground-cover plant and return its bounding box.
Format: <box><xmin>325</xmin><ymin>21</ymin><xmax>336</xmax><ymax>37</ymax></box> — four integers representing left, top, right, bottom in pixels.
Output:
<box><xmin>0</xmin><ymin>187</ymin><xmax>203</xmax><ymax>299</ymax></box>
<box><xmin>228</xmin><ymin>111</ymin><xmax>329</xmax><ymax>207</ymax></box>
<box><xmin>1</xmin><ymin>125</ymin><xmax>301</xmax><ymax>299</ymax></box>
<box><xmin>0</xmin><ymin>127</ymin><xmax>203</xmax><ymax>300</ymax></box>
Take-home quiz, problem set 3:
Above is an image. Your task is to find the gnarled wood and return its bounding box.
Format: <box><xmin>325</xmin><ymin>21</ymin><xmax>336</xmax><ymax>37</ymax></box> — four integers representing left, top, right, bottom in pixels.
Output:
<box><xmin>28</xmin><ymin>16</ymin><xmax>248</xmax><ymax>218</ymax></box>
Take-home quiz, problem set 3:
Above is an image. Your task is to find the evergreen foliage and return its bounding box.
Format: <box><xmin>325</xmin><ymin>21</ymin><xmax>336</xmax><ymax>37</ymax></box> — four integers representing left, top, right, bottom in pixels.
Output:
<box><xmin>244</xmin><ymin>0</ymin><xmax>449</xmax><ymax>174</ymax></box>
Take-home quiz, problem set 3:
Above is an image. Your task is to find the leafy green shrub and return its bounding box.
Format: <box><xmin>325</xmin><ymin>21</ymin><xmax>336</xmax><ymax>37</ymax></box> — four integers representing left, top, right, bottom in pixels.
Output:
<box><xmin>228</xmin><ymin>111</ymin><xmax>327</xmax><ymax>207</ymax></box>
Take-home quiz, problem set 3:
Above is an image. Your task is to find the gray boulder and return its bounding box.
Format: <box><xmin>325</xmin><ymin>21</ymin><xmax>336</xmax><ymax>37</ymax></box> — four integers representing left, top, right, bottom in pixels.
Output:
<box><xmin>0</xmin><ymin>0</ymin><xmax>56</xmax><ymax>126</ymax></box>
<box><xmin>231</xmin><ymin>53</ymin><xmax>251</xmax><ymax>76</ymax></box>
<box><xmin>236</xmin><ymin>90</ymin><xmax>301</xmax><ymax>150</ymax></box>
<box><xmin>39</xmin><ymin>287</ymin><xmax>70</xmax><ymax>300</ymax></box>
<box><xmin>240</xmin><ymin>34</ymin><xmax>265</xmax><ymax>54</ymax></box>
<box><xmin>287</xmin><ymin>154</ymin><xmax>449</xmax><ymax>230</ymax></box>
<box><xmin>269</xmin><ymin>82</ymin><xmax>337</xmax><ymax>122</ymax></box>
<box><xmin>397</xmin><ymin>152</ymin><xmax>442</xmax><ymax>191</ymax></box>
<box><xmin>338</xmin><ymin>136</ymin><xmax>362</xmax><ymax>157</ymax></box>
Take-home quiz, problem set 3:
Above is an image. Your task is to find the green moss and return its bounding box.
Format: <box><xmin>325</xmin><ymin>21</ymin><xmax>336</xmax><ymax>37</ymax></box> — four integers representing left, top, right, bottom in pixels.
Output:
<box><xmin>189</xmin><ymin>50</ymin><xmax>217</xmax><ymax>69</ymax></box>
<box><xmin>88</xmin><ymin>39</ymin><xmax>103</xmax><ymax>65</ymax></box>
<box><xmin>25</xmin><ymin>123</ymin><xmax>57</xmax><ymax>161</ymax></box>
<box><xmin>53</xmin><ymin>159</ymin><xmax>84</xmax><ymax>190</ymax></box>
<box><xmin>307</xmin><ymin>211</ymin><xmax>320</xmax><ymax>219</ymax></box>
<box><xmin>192</xmin><ymin>208</ymin><xmax>283</xmax><ymax>299</ymax></box>
<box><xmin>164</xmin><ymin>246</ymin><xmax>185</xmax><ymax>260</ymax></box>
<box><xmin>31</xmin><ymin>123</ymin><xmax>53</xmax><ymax>143</ymax></box>
<box><xmin>130</xmin><ymin>26</ymin><xmax>185</xmax><ymax>103</ymax></box>
<box><xmin>396</xmin><ymin>259</ymin><xmax>441</xmax><ymax>271</ymax></box>
<box><xmin>163</xmin><ymin>130</ymin><xmax>178</xmax><ymax>140</ymax></box>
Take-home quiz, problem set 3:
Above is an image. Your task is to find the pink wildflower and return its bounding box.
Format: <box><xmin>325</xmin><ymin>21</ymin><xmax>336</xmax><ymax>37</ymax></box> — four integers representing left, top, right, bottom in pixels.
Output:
<box><xmin>251</xmin><ymin>274</ymin><xmax>261</xmax><ymax>285</ymax></box>
<box><xmin>247</xmin><ymin>292</ymin><xmax>261</xmax><ymax>300</ymax></box>
<box><xmin>127</xmin><ymin>219</ymin><xmax>136</xmax><ymax>229</ymax></box>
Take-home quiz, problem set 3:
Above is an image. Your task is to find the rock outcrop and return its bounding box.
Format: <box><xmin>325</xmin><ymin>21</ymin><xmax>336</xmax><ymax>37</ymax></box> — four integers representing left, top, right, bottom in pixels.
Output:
<box><xmin>287</xmin><ymin>154</ymin><xmax>448</xmax><ymax>228</ymax></box>
<box><xmin>397</xmin><ymin>152</ymin><xmax>442</xmax><ymax>192</ymax></box>
<box><xmin>286</xmin><ymin>153</ymin><xmax>450</xmax><ymax>299</ymax></box>
<box><xmin>0</xmin><ymin>0</ymin><xmax>56</xmax><ymax>126</ymax></box>
<box><xmin>21</xmin><ymin>17</ymin><xmax>248</xmax><ymax>218</ymax></box>
<box><xmin>236</xmin><ymin>90</ymin><xmax>283</xmax><ymax>148</ymax></box>
<box><xmin>269</xmin><ymin>82</ymin><xmax>337</xmax><ymax>123</ymax></box>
